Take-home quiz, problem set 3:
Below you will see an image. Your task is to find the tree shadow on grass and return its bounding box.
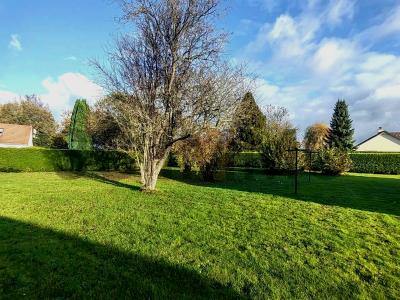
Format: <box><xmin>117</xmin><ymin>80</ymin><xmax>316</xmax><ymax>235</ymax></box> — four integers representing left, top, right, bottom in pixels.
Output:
<box><xmin>161</xmin><ymin>168</ymin><xmax>400</xmax><ymax>216</ymax></box>
<box><xmin>0</xmin><ymin>216</ymin><xmax>243</xmax><ymax>299</ymax></box>
<box><xmin>84</xmin><ymin>172</ymin><xmax>141</xmax><ymax>191</ymax></box>
<box><xmin>50</xmin><ymin>171</ymin><xmax>141</xmax><ymax>192</ymax></box>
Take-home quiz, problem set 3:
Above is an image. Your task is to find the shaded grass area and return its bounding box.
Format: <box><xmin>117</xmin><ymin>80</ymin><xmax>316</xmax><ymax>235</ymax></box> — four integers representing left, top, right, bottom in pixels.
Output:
<box><xmin>162</xmin><ymin>168</ymin><xmax>400</xmax><ymax>216</ymax></box>
<box><xmin>0</xmin><ymin>217</ymin><xmax>239</xmax><ymax>299</ymax></box>
<box><xmin>0</xmin><ymin>171</ymin><xmax>399</xmax><ymax>299</ymax></box>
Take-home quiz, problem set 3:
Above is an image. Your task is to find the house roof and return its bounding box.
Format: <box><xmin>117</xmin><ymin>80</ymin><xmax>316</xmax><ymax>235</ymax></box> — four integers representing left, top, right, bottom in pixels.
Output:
<box><xmin>0</xmin><ymin>123</ymin><xmax>32</xmax><ymax>145</ymax></box>
<box><xmin>388</xmin><ymin>132</ymin><xmax>400</xmax><ymax>140</ymax></box>
<box><xmin>357</xmin><ymin>130</ymin><xmax>400</xmax><ymax>147</ymax></box>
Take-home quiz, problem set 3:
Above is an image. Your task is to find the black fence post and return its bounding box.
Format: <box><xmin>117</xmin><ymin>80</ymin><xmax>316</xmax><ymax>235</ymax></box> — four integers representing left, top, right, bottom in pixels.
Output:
<box><xmin>308</xmin><ymin>151</ymin><xmax>311</xmax><ymax>183</ymax></box>
<box><xmin>295</xmin><ymin>148</ymin><xmax>298</xmax><ymax>194</ymax></box>
<box><xmin>287</xmin><ymin>148</ymin><xmax>317</xmax><ymax>194</ymax></box>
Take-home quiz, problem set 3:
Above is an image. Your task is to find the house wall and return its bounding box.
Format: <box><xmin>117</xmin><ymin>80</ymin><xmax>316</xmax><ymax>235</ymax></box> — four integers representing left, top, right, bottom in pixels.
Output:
<box><xmin>28</xmin><ymin>129</ymin><xmax>33</xmax><ymax>147</ymax></box>
<box><xmin>357</xmin><ymin>132</ymin><xmax>400</xmax><ymax>152</ymax></box>
<box><xmin>0</xmin><ymin>143</ymin><xmax>31</xmax><ymax>148</ymax></box>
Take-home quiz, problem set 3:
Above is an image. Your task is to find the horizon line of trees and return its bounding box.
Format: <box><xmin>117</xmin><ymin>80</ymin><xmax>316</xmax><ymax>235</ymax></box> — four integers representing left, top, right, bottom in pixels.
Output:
<box><xmin>0</xmin><ymin>94</ymin><xmax>355</xmax><ymax>153</ymax></box>
<box><xmin>0</xmin><ymin>92</ymin><xmax>355</xmax><ymax>178</ymax></box>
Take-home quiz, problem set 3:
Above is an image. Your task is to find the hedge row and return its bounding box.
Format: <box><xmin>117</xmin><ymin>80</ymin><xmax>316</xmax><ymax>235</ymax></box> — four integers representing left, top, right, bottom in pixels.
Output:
<box><xmin>2</xmin><ymin>148</ymin><xmax>398</xmax><ymax>174</ymax></box>
<box><xmin>350</xmin><ymin>152</ymin><xmax>400</xmax><ymax>175</ymax></box>
<box><xmin>225</xmin><ymin>152</ymin><xmax>400</xmax><ymax>175</ymax></box>
<box><xmin>0</xmin><ymin>148</ymin><xmax>137</xmax><ymax>172</ymax></box>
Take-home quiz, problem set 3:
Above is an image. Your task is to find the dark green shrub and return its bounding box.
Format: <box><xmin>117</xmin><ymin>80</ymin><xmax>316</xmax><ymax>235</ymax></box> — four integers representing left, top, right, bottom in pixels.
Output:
<box><xmin>315</xmin><ymin>148</ymin><xmax>352</xmax><ymax>175</ymax></box>
<box><xmin>350</xmin><ymin>152</ymin><xmax>400</xmax><ymax>174</ymax></box>
<box><xmin>224</xmin><ymin>152</ymin><xmax>262</xmax><ymax>168</ymax></box>
<box><xmin>260</xmin><ymin>129</ymin><xmax>300</xmax><ymax>174</ymax></box>
<box><xmin>166</xmin><ymin>152</ymin><xmax>179</xmax><ymax>167</ymax></box>
<box><xmin>0</xmin><ymin>148</ymin><xmax>136</xmax><ymax>172</ymax></box>
<box><xmin>229</xmin><ymin>92</ymin><xmax>266</xmax><ymax>152</ymax></box>
<box><xmin>68</xmin><ymin>99</ymin><xmax>92</xmax><ymax>150</ymax></box>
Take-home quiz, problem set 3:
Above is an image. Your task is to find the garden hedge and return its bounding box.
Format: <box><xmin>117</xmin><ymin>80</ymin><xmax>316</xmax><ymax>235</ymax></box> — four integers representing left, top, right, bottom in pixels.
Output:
<box><xmin>3</xmin><ymin>148</ymin><xmax>398</xmax><ymax>175</ymax></box>
<box><xmin>0</xmin><ymin>148</ymin><xmax>137</xmax><ymax>172</ymax></box>
<box><xmin>225</xmin><ymin>152</ymin><xmax>400</xmax><ymax>175</ymax></box>
<box><xmin>350</xmin><ymin>152</ymin><xmax>400</xmax><ymax>175</ymax></box>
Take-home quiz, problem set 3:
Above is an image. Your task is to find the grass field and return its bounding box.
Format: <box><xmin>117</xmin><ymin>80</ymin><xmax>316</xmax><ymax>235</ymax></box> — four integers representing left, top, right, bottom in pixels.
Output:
<box><xmin>0</xmin><ymin>170</ymin><xmax>399</xmax><ymax>299</ymax></box>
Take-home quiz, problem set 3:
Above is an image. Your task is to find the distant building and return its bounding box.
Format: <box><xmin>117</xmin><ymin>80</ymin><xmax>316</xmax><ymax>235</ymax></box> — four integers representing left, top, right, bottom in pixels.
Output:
<box><xmin>356</xmin><ymin>127</ymin><xmax>400</xmax><ymax>152</ymax></box>
<box><xmin>0</xmin><ymin>123</ymin><xmax>34</xmax><ymax>148</ymax></box>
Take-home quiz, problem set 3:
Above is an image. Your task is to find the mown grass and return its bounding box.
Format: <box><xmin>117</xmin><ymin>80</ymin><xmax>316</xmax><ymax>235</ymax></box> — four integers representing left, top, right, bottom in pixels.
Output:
<box><xmin>0</xmin><ymin>170</ymin><xmax>399</xmax><ymax>299</ymax></box>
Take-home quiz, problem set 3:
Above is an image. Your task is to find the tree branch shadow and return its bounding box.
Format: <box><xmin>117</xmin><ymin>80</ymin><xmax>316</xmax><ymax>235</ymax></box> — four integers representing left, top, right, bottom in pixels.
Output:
<box><xmin>49</xmin><ymin>171</ymin><xmax>141</xmax><ymax>191</ymax></box>
<box><xmin>84</xmin><ymin>172</ymin><xmax>141</xmax><ymax>191</ymax></box>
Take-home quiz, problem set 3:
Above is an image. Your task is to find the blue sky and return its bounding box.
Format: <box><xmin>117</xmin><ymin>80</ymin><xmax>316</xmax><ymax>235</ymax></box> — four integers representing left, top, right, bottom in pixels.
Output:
<box><xmin>1</xmin><ymin>0</ymin><xmax>400</xmax><ymax>141</ymax></box>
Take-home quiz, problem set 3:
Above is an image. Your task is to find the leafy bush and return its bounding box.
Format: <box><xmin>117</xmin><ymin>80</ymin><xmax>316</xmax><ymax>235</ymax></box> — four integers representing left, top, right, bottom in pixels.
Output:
<box><xmin>166</xmin><ymin>152</ymin><xmax>179</xmax><ymax>167</ymax></box>
<box><xmin>350</xmin><ymin>152</ymin><xmax>400</xmax><ymax>174</ymax></box>
<box><xmin>174</xmin><ymin>128</ymin><xmax>227</xmax><ymax>180</ymax></box>
<box><xmin>315</xmin><ymin>148</ymin><xmax>352</xmax><ymax>175</ymax></box>
<box><xmin>224</xmin><ymin>152</ymin><xmax>262</xmax><ymax>168</ymax></box>
<box><xmin>0</xmin><ymin>148</ymin><xmax>136</xmax><ymax>172</ymax></box>
<box><xmin>260</xmin><ymin>128</ymin><xmax>300</xmax><ymax>174</ymax></box>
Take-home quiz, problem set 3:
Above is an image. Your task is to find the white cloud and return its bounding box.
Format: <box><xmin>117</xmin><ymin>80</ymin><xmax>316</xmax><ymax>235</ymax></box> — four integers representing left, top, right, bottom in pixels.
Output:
<box><xmin>240</xmin><ymin>3</ymin><xmax>400</xmax><ymax>142</ymax></box>
<box><xmin>0</xmin><ymin>73</ymin><xmax>104</xmax><ymax>120</ymax></box>
<box><xmin>40</xmin><ymin>73</ymin><xmax>104</xmax><ymax>117</ymax></box>
<box><xmin>245</xmin><ymin>22</ymin><xmax>272</xmax><ymax>53</ymax></box>
<box><xmin>0</xmin><ymin>90</ymin><xmax>19</xmax><ymax>104</ymax></box>
<box><xmin>324</xmin><ymin>0</ymin><xmax>355</xmax><ymax>27</ymax></box>
<box><xmin>268</xmin><ymin>15</ymin><xmax>297</xmax><ymax>40</ymax></box>
<box><xmin>246</xmin><ymin>10</ymin><xmax>321</xmax><ymax>62</ymax></box>
<box><xmin>374</xmin><ymin>84</ymin><xmax>400</xmax><ymax>99</ymax></box>
<box><xmin>8</xmin><ymin>34</ymin><xmax>22</xmax><ymax>51</ymax></box>
<box><xmin>357</xmin><ymin>5</ymin><xmax>400</xmax><ymax>43</ymax></box>
<box><xmin>64</xmin><ymin>56</ymin><xmax>77</xmax><ymax>61</ymax></box>
<box><xmin>311</xmin><ymin>39</ymin><xmax>357</xmax><ymax>74</ymax></box>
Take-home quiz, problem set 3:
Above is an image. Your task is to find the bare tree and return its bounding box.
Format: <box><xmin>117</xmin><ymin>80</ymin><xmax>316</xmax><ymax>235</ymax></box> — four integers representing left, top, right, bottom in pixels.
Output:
<box><xmin>93</xmin><ymin>0</ymin><xmax>247</xmax><ymax>190</ymax></box>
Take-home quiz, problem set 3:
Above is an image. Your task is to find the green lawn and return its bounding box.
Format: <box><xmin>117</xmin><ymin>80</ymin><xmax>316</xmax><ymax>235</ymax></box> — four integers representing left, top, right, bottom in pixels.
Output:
<box><xmin>0</xmin><ymin>170</ymin><xmax>399</xmax><ymax>299</ymax></box>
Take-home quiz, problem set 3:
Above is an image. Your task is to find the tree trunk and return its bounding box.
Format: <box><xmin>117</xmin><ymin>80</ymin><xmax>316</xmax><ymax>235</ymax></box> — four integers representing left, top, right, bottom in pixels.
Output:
<box><xmin>140</xmin><ymin>147</ymin><xmax>169</xmax><ymax>191</ymax></box>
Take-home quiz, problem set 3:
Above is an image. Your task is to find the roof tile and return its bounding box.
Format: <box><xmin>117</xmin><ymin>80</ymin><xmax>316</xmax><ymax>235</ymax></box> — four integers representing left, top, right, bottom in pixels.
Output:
<box><xmin>389</xmin><ymin>132</ymin><xmax>400</xmax><ymax>140</ymax></box>
<box><xmin>0</xmin><ymin>123</ymin><xmax>32</xmax><ymax>145</ymax></box>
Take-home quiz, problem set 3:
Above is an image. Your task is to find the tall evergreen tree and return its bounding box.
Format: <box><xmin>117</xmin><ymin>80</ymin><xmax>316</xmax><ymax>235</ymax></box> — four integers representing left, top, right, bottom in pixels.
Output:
<box><xmin>230</xmin><ymin>92</ymin><xmax>266</xmax><ymax>151</ymax></box>
<box><xmin>327</xmin><ymin>99</ymin><xmax>354</xmax><ymax>150</ymax></box>
<box><xmin>68</xmin><ymin>99</ymin><xmax>92</xmax><ymax>150</ymax></box>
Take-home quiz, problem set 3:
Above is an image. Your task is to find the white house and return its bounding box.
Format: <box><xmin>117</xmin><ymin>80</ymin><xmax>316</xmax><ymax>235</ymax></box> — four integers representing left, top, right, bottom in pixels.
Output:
<box><xmin>356</xmin><ymin>128</ymin><xmax>400</xmax><ymax>152</ymax></box>
<box><xmin>0</xmin><ymin>123</ymin><xmax>34</xmax><ymax>148</ymax></box>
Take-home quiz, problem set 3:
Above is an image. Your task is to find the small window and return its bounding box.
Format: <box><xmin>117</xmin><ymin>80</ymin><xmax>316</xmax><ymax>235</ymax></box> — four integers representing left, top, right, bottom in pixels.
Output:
<box><xmin>0</xmin><ymin>128</ymin><xmax>4</xmax><ymax>136</ymax></box>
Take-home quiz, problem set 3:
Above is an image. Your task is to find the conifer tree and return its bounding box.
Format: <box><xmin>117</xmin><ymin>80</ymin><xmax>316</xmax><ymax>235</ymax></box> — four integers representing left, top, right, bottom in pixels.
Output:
<box><xmin>230</xmin><ymin>92</ymin><xmax>266</xmax><ymax>151</ymax></box>
<box><xmin>68</xmin><ymin>99</ymin><xmax>92</xmax><ymax>150</ymax></box>
<box><xmin>327</xmin><ymin>99</ymin><xmax>354</xmax><ymax>150</ymax></box>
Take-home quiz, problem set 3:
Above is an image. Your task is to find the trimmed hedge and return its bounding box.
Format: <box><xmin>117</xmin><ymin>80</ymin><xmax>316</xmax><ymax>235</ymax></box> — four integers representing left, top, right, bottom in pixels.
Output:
<box><xmin>350</xmin><ymin>152</ymin><xmax>400</xmax><ymax>175</ymax></box>
<box><xmin>3</xmin><ymin>149</ymin><xmax>398</xmax><ymax>175</ymax></box>
<box><xmin>225</xmin><ymin>152</ymin><xmax>262</xmax><ymax>168</ymax></box>
<box><xmin>0</xmin><ymin>148</ymin><xmax>137</xmax><ymax>172</ymax></box>
<box><xmin>226</xmin><ymin>152</ymin><xmax>400</xmax><ymax>175</ymax></box>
